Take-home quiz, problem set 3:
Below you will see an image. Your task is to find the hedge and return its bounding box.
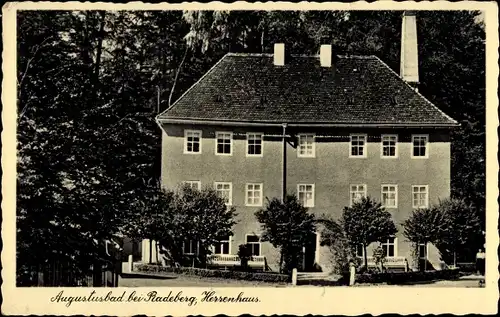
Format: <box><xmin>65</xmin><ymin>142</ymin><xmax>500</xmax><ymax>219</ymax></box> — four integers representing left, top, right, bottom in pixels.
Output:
<box><xmin>355</xmin><ymin>268</ymin><xmax>461</xmax><ymax>285</ymax></box>
<box><xmin>134</xmin><ymin>264</ymin><xmax>290</xmax><ymax>283</ymax></box>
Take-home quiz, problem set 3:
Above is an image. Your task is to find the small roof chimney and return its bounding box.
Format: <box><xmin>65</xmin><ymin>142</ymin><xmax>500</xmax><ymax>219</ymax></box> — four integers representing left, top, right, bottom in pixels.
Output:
<box><xmin>274</xmin><ymin>43</ymin><xmax>285</xmax><ymax>66</ymax></box>
<box><xmin>400</xmin><ymin>11</ymin><xmax>419</xmax><ymax>86</ymax></box>
<box><xmin>320</xmin><ymin>44</ymin><xmax>332</xmax><ymax>67</ymax></box>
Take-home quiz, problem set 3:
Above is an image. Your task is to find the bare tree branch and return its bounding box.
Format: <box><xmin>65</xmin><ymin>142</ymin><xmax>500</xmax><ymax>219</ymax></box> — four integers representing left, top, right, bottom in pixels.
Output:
<box><xmin>168</xmin><ymin>45</ymin><xmax>189</xmax><ymax>109</ymax></box>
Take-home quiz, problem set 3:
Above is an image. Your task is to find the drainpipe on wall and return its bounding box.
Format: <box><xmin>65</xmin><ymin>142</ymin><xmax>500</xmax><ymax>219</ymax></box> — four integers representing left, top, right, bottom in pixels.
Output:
<box><xmin>281</xmin><ymin>123</ymin><xmax>288</xmax><ymax>201</ymax></box>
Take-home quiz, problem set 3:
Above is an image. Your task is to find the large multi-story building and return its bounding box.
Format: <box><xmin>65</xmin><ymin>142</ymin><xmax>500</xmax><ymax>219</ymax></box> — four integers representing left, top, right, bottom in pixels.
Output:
<box><xmin>153</xmin><ymin>12</ymin><xmax>458</xmax><ymax>272</ymax></box>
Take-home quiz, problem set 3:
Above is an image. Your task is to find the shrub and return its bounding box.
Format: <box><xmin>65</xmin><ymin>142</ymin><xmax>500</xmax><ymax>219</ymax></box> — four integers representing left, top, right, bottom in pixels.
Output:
<box><xmin>355</xmin><ymin>268</ymin><xmax>460</xmax><ymax>285</ymax></box>
<box><xmin>134</xmin><ymin>264</ymin><xmax>290</xmax><ymax>283</ymax></box>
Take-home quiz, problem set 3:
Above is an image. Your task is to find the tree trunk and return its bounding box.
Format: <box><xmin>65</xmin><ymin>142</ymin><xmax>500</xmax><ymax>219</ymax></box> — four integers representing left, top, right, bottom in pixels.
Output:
<box><xmin>363</xmin><ymin>244</ymin><xmax>368</xmax><ymax>271</ymax></box>
<box><xmin>279</xmin><ymin>250</ymin><xmax>284</xmax><ymax>274</ymax></box>
<box><xmin>149</xmin><ymin>239</ymin><xmax>152</xmax><ymax>264</ymax></box>
<box><xmin>424</xmin><ymin>243</ymin><xmax>427</xmax><ymax>271</ymax></box>
<box><xmin>453</xmin><ymin>251</ymin><xmax>457</xmax><ymax>267</ymax></box>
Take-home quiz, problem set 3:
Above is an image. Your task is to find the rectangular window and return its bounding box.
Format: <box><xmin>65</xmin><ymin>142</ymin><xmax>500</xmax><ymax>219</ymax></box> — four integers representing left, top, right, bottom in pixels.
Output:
<box><xmin>184</xmin><ymin>130</ymin><xmax>201</xmax><ymax>154</ymax></box>
<box><xmin>183</xmin><ymin>240</ymin><xmax>198</xmax><ymax>255</ymax></box>
<box><xmin>247</xmin><ymin>133</ymin><xmax>263</xmax><ymax>156</ymax></box>
<box><xmin>350</xmin><ymin>184</ymin><xmax>367</xmax><ymax>206</ymax></box>
<box><xmin>298</xmin><ymin>134</ymin><xmax>315</xmax><ymax>157</ymax></box>
<box><xmin>184</xmin><ymin>181</ymin><xmax>201</xmax><ymax>191</ymax></box>
<box><xmin>246</xmin><ymin>183</ymin><xmax>263</xmax><ymax>206</ymax></box>
<box><xmin>216</xmin><ymin>132</ymin><xmax>232</xmax><ymax>155</ymax></box>
<box><xmin>246</xmin><ymin>235</ymin><xmax>261</xmax><ymax>256</ymax></box>
<box><xmin>381</xmin><ymin>134</ymin><xmax>398</xmax><ymax>158</ymax></box>
<box><xmin>382</xmin><ymin>237</ymin><xmax>396</xmax><ymax>257</ymax></box>
<box><xmin>412</xmin><ymin>185</ymin><xmax>429</xmax><ymax>208</ymax></box>
<box><xmin>214</xmin><ymin>235</ymin><xmax>230</xmax><ymax>255</ymax></box>
<box><xmin>214</xmin><ymin>182</ymin><xmax>232</xmax><ymax>205</ymax></box>
<box><xmin>297</xmin><ymin>184</ymin><xmax>315</xmax><ymax>207</ymax></box>
<box><xmin>350</xmin><ymin>134</ymin><xmax>367</xmax><ymax>157</ymax></box>
<box><xmin>412</xmin><ymin>134</ymin><xmax>429</xmax><ymax>158</ymax></box>
<box><xmin>356</xmin><ymin>244</ymin><xmax>364</xmax><ymax>257</ymax></box>
<box><xmin>381</xmin><ymin>185</ymin><xmax>398</xmax><ymax>208</ymax></box>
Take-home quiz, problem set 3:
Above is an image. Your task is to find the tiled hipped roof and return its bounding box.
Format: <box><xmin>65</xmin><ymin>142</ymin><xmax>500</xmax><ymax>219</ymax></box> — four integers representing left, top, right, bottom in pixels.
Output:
<box><xmin>158</xmin><ymin>53</ymin><xmax>457</xmax><ymax>127</ymax></box>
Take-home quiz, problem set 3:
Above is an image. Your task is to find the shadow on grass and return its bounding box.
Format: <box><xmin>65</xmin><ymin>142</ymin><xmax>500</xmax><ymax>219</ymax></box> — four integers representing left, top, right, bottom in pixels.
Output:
<box><xmin>120</xmin><ymin>272</ymin><xmax>178</xmax><ymax>280</ymax></box>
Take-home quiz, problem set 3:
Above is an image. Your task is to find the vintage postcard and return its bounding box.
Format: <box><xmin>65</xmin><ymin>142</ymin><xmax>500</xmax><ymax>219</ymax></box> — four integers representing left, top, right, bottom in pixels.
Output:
<box><xmin>2</xmin><ymin>1</ymin><xmax>499</xmax><ymax>315</ymax></box>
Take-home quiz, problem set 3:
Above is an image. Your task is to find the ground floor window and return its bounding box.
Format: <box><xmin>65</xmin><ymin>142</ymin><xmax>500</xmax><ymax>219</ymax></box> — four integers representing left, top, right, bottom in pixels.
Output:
<box><xmin>183</xmin><ymin>240</ymin><xmax>199</xmax><ymax>255</ymax></box>
<box><xmin>246</xmin><ymin>235</ymin><xmax>261</xmax><ymax>256</ymax></box>
<box><xmin>214</xmin><ymin>235</ymin><xmax>231</xmax><ymax>255</ymax></box>
<box><xmin>381</xmin><ymin>237</ymin><xmax>396</xmax><ymax>257</ymax></box>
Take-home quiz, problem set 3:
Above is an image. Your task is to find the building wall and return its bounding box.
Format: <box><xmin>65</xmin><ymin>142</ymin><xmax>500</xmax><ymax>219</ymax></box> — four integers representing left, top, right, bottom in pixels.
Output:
<box><xmin>160</xmin><ymin>123</ymin><xmax>452</xmax><ymax>272</ymax></box>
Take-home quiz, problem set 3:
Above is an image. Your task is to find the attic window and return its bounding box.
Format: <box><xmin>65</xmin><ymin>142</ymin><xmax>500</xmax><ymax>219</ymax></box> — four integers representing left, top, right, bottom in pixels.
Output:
<box><xmin>307</xmin><ymin>96</ymin><xmax>314</xmax><ymax>104</ymax></box>
<box><xmin>214</xmin><ymin>95</ymin><xmax>224</xmax><ymax>102</ymax></box>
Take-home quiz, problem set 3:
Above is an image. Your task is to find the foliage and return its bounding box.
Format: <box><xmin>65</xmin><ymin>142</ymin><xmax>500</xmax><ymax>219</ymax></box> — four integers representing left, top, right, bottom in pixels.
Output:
<box><xmin>255</xmin><ymin>195</ymin><xmax>316</xmax><ymax>274</ymax></box>
<box><xmin>155</xmin><ymin>185</ymin><xmax>237</xmax><ymax>266</ymax></box>
<box><xmin>317</xmin><ymin>216</ymin><xmax>359</xmax><ymax>274</ymax></box>
<box><xmin>434</xmin><ymin>198</ymin><xmax>482</xmax><ymax>266</ymax></box>
<box><xmin>355</xmin><ymin>268</ymin><xmax>460</xmax><ymax>285</ymax></box>
<box><xmin>403</xmin><ymin>207</ymin><xmax>444</xmax><ymax>270</ymax></box>
<box><xmin>134</xmin><ymin>263</ymin><xmax>290</xmax><ymax>283</ymax></box>
<box><xmin>341</xmin><ymin>196</ymin><xmax>397</xmax><ymax>270</ymax></box>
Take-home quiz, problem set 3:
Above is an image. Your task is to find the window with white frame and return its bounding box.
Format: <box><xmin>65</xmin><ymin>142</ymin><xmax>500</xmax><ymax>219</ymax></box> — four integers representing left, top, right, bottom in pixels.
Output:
<box><xmin>246</xmin><ymin>183</ymin><xmax>263</xmax><ymax>206</ymax></box>
<box><xmin>247</xmin><ymin>133</ymin><xmax>263</xmax><ymax>156</ymax></box>
<box><xmin>214</xmin><ymin>235</ymin><xmax>230</xmax><ymax>255</ymax></box>
<box><xmin>350</xmin><ymin>184</ymin><xmax>367</xmax><ymax>205</ymax></box>
<box><xmin>412</xmin><ymin>185</ymin><xmax>429</xmax><ymax>208</ymax></box>
<box><xmin>298</xmin><ymin>134</ymin><xmax>315</xmax><ymax>157</ymax></box>
<box><xmin>381</xmin><ymin>185</ymin><xmax>398</xmax><ymax>208</ymax></box>
<box><xmin>412</xmin><ymin>135</ymin><xmax>429</xmax><ymax>158</ymax></box>
<box><xmin>216</xmin><ymin>132</ymin><xmax>232</xmax><ymax>155</ymax></box>
<box><xmin>183</xmin><ymin>181</ymin><xmax>201</xmax><ymax>191</ymax></box>
<box><xmin>184</xmin><ymin>130</ymin><xmax>201</xmax><ymax>154</ymax></box>
<box><xmin>183</xmin><ymin>240</ymin><xmax>198</xmax><ymax>255</ymax></box>
<box><xmin>246</xmin><ymin>235</ymin><xmax>261</xmax><ymax>256</ymax></box>
<box><xmin>350</xmin><ymin>134</ymin><xmax>367</xmax><ymax>157</ymax></box>
<box><xmin>356</xmin><ymin>244</ymin><xmax>364</xmax><ymax>257</ymax></box>
<box><xmin>298</xmin><ymin>184</ymin><xmax>315</xmax><ymax>207</ymax></box>
<box><xmin>381</xmin><ymin>134</ymin><xmax>398</xmax><ymax>157</ymax></box>
<box><xmin>381</xmin><ymin>237</ymin><xmax>396</xmax><ymax>257</ymax></box>
<box><xmin>215</xmin><ymin>182</ymin><xmax>232</xmax><ymax>205</ymax></box>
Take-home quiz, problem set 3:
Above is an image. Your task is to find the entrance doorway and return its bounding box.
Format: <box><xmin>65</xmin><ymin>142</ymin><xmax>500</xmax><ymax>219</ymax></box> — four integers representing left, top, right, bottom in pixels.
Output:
<box><xmin>302</xmin><ymin>232</ymin><xmax>318</xmax><ymax>272</ymax></box>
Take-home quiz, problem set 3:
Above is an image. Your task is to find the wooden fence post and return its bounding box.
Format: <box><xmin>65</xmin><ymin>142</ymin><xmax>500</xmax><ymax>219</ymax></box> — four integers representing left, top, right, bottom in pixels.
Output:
<box><xmin>292</xmin><ymin>268</ymin><xmax>298</xmax><ymax>286</ymax></box>
<box><xmin>349</xmin><ymin>263</ymin><xmax>356</xmax><ymax>286</ymax></box>
<box><xmin>128</xmin><ymin>254</ymin><xmax>133</xmax><ymax>273</ymax></box>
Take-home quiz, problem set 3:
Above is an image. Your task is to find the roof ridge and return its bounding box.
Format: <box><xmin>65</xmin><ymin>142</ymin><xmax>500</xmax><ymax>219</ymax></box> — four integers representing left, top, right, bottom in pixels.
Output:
<box><xmin>227</xmin><ymin>52</ymin><xmax>377</xmax><ymax>60</ymax></box>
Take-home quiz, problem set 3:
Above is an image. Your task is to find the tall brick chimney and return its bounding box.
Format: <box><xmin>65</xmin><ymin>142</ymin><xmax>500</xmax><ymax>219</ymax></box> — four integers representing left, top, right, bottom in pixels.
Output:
<box><xmin>400</xmin><ymin>11</ymin><xmax>419</xmax><ymax>88</ymax></box>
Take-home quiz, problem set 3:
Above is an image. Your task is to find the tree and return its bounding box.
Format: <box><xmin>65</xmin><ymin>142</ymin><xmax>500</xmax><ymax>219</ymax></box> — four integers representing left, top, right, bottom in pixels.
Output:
<box><xmin>317</xmin><ymin>215</ymin><xmax>359</xmax><ymax>275</ymax></box>
<box><xmin>341</xmin><ymin>196</ymin><xmax>397</xmax><ymax>271</ymax></box>
<box><xmin>255</xmin><ymin>195</ymin><xmax>316</xmax><ymax>274</ymax></box>
<box><xmin>163</xmin><ymin>185</ymin><xmax>237</xmax><ymax>267</ymax></box>
<box><xmin>403</xmin><ymin>207</ymin><xmax>444</xmax><ymax>270</ymax></box>
<box><xmin>435</xmin><ymin>198</ymin><xmax>482</xmax><ymax>267</ymax></box>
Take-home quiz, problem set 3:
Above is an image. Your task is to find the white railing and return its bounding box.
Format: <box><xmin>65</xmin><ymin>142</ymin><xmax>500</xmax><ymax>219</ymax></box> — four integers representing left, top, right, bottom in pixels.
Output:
<box><xmin>207</xmin><ymin>254</ymin><xmax>266</xmax><ymax>268</ymax></box>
